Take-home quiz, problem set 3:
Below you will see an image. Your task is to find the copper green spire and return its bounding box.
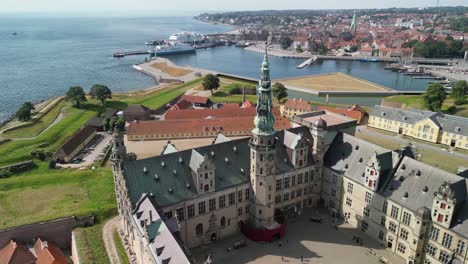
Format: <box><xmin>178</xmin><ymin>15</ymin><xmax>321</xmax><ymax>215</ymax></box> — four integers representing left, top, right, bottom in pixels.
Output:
<box><xmin>252</xmin><ymin>45</ymin><xmax>275</xmax><ymax>136</ymax></box>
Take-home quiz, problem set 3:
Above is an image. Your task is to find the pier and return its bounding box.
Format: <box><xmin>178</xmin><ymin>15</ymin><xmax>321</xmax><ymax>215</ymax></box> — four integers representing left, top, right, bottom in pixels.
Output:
<box><xmin>297</xmin><ymin>57</ymin><xmax>318</xmax><ymax>69</ymax></box>
<box><xmin>113</xmin><ymin>51</ymin><xmax>149</xmax><ymax>58</ymax></box>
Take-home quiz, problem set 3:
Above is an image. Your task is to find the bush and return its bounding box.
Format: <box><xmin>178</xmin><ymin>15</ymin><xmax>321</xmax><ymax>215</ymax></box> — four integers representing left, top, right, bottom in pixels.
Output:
<box><xmin>454</xmin><ymin>98</ymin><xmax>466</xmax><ymax>106</ymax></box>
<box><xmin>227</xmin><ymin>84</ymin><xmax>256</xmax><ymax>95</ymax></box>
<box><xmin>48</xmin><ymin>160</ymin><xmax>56</xmax><ymax>169</ymax></box>
<box><xmin>446</xmin><ymin>105</ymin><xmax>457</xmax><ymax>115</ymax></box>
<box><xmin>0</xmin><ymin>168</ymin><xmax>13</xmax><ymax>178</ymax></box>
<box><xmin>31</xmin><ymin>150</ymin><xmax>47</xmax><ymax>161</ymax></box>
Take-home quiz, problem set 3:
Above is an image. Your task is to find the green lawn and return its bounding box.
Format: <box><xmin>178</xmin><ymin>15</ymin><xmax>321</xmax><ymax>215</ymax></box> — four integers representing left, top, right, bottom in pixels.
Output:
<box><xmin>356</xmin><ymin>133</ymin><xmax>467</xmax><ymax>174</ymax></box>
<box><xmin>113</xmin><ymin>229</ymin><xmax>130</xmax><ymax>264</ymax></box>
<box><xmin>74</xmin><ymin>224</ymin><xmax>111</xmax><ymax>264</ymax></box>
<box><xmin>0</xmin><ymin>103</ymin><xmax>98</xmax><ymax>166</ymax></box>
<box><xmin>3</xmin><ymin>101</ymin><xmax>65</xmax><ymax>139</ymax></box>
<box><xmin>0</xmin><ymin>165</ymin><xmax>116</xmax><ymax>229</ymax></box>
<box><xmin>385</xmin><ymin>95</ymin><xmax>468</xmax><ymax>118</ymax></box>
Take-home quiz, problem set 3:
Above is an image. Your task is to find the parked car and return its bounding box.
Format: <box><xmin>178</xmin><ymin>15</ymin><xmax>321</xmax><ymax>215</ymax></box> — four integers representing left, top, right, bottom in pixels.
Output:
<box><xmin>233</xmin><ymin>240</ymin><xmax>247</xmax><ymax>249</ymax></box>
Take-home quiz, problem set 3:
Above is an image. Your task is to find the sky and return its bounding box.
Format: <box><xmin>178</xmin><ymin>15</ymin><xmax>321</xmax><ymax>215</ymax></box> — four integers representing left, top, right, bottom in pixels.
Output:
<box><xmin>0</xmin><ymin>0</ymin><xmax>466</xmax><ymax>13</ymax></box>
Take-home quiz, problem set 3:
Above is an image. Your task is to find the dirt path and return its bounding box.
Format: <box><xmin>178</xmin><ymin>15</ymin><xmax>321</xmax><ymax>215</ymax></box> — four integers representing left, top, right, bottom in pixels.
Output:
<box><xmin>103</xmin><ymin>216</ymin><xmax>122</xmax><ymax>264</ymax></box>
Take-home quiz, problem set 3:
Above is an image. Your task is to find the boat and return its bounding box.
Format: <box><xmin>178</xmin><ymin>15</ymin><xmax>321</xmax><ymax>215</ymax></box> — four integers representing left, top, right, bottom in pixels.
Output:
<box><xmin>113</xmin><ymin>52</ymin><xmax>125</xmax><ymax>58</ymax></box>
<box><xmin>154</xmin><ymin>43</ymin><xmax>196</xmax><ymax>56</ymax></box>
<box><xmin>12</xmin><ymin>32</ymin><xmax>17</xmax><ymax>36</ymax></box>
<box><xmin>360</xmin><ymin>58</ymin><xmax>380</xmax><ymax>62</ymax></box>
<box><xmin>145</xmin><ymin>40</ymin><xmax>165</xmax><ymax>46</ymax></box>
<box><xmin>168</xmin><ymin>32</ymin><xmax>205</xmax><ymax>45</ymax></box>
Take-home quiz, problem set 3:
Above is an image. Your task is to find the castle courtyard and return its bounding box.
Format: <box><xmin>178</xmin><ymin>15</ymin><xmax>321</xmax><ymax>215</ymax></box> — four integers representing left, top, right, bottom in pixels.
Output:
<box><xmin>191</xmin><ymin>208</ymin><xmax>404</xmax><ymax>264</ymax></box>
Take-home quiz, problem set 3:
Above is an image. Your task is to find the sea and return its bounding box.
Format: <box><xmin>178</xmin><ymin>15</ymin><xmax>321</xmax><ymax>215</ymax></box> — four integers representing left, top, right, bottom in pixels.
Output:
<box><xmin>0</xmin><ymin>14</ymin><xmax>431</xmax><ymax>122</ymax></box>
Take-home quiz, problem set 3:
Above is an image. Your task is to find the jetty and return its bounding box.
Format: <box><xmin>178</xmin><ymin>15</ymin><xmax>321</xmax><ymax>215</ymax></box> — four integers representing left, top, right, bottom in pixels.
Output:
<box><xmin>297</xmin><ymin>57</ymin><xmax>318</xmax><ymax>69</ymax></box>
<box><xmin>113</xmin><ymin>51</ymin><xmax>149</xmax><ymax>58</ymax></box>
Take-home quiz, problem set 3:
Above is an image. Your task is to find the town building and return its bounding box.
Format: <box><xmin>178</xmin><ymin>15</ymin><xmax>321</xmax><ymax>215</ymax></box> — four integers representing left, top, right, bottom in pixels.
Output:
<box><xmin>112</xmin><ymin>52</ymin><xmax>468</xmax><ymax>264</ymax></box>
<box><xmin>179</xmin><ymin>95</ymin><xmax>213</xmax><ymax>108</ymax></box>
<box><xmin>368</xmin><ymin>106</ymin><xmax>468</xmax><ymax>150</ymax></box>
<box><xmin>0</xmin><ymin>239</ymin><xmax>68</xmax><ymax>264</ymax></box>
<box><xmin>0</xmin><ymin>240</ymin><xmax>35</xmax><ymax>264</ymax></box>
<box><xmin>280</xmin><ymin>98</ymin><xmax>311</xmax><ymax>118</ymax></box>
<box><xmin>55</xmin><ymin>125</ymin><xmax>97</xmax><ymax>163</ymax></box>
<box><xmin>317</xmin><ymin>106</ymin><xmax>365</xmax><ymax>124</ymax></box>
<box><xmin>378</xmin><ymin>47</ymin><xmax>414</xmax><ymax>58</ymax></box>
<box><xmin>123</xmin><ymin>104</ymin><xmax>151</xmax><ymax>122</ymax></box>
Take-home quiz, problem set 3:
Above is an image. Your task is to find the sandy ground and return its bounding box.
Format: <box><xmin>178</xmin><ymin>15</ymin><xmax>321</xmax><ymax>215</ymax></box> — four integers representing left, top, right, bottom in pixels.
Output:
<box><xmin>191</xmin><ymin>208</ymin><xmax>404</xmax><ymax>264</ymax></box>
<box><xmin>278</xmin><ymin>73</ymin><xmax>392</xmax><ymax>92</ymax></box>
<box><xmin>125</xmin><ymin>136</ymin><xmax>248</xmax><ymax>160</ymax></box>
<box><xmin>103</xmin><ymin>216</ymin><xmax>123</xmax><ymax>264</ymax></box>
<box><xmin>150</xmin><ymin>62</ymin><xmax>192</xmax><ymax>77</ymax></box>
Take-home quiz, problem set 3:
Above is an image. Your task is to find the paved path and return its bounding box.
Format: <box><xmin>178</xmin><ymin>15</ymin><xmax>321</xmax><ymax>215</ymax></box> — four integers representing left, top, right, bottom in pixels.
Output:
<box><xmin>103</xmin><ymin>216</ymin><xmax>122</xmax><ymax>264</ymax></box>
<box><xmin>357</xmin><ymin>126</ymin><xmax>468</xmax><ymax>161</ymax></box>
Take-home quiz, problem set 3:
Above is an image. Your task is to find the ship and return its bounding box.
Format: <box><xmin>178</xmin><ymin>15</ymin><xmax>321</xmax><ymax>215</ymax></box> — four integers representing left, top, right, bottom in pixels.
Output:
<box><xmin>168</xmin><ymin>32</ymin><xmax>205</xmax><ymax>45</ymax></box>
<box><xmin>154</xmin><ymin>43</ymin><xmax>196</xmax><ymax>56</ymax></box>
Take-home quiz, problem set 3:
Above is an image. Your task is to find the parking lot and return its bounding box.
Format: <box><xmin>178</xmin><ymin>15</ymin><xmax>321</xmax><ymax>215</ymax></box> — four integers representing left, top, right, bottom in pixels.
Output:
<box><xmin>61</xmin><ymin>132</ymin><xmax>112</xmax><ymax>168</ymax></box>
<box><xmin>191</xmin><ymin>208</ymin><xmax>404</xmax><ymax>264</ymax></box>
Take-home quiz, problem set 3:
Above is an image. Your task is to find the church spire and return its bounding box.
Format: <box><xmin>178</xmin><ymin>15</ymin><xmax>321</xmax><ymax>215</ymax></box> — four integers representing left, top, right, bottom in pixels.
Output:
<box><xmin>252</xmin><ymin>43</ymin><xmax>275</xmax><ymax>136</ymax></box>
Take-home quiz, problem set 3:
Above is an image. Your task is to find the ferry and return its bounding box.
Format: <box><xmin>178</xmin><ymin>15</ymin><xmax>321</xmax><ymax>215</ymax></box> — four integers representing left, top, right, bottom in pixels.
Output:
<box><xmin>168</xmin><ymin>32</ymin><xmax>205</xmax><ymax>45</ymax></box>
<box><xmin>360</xmin><ymin>58</ymin><xmax>380</xmax><ymax>62</ymax></box>
<box><xmin>154</xmin><ymin>43</ymin><xmax>196</xmax><ymax>56</ymax></box>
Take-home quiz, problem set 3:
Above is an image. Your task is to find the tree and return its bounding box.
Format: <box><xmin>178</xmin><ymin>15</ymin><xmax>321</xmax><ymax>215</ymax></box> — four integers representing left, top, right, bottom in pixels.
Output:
<box><xmin>109</xmin><ymin>116</ymin><xmax>118</xmax><ymax>130</ymax></box>
<box><xmin>66</xmin><ymin>86</ymin><xmax>87</xmax><ymax>108</ymax></box>
<box><xmin>272</xmin><ymin>82</ymin><xmax>288</xmax><ymax>103</ymax></box>
<box><xmin>15</xmin><ymin>102</ymin><xmax>34</xmax><ymax>122</ymax></box>
<box><xmin>90</xmin><ymin>84</ymin><xmax>112</xmax><ymax>104</ymax></box>
<box><xmin>115</xmin><ymin>117</ymin><xmax>126</xmax><ymax>131</ymax></box>
<box><xmin>423</xmin><ymin>83</ymin><xmax>446</xmax><ymax>112</ymax></box>
<box><xmin>202</xmin><ymin>74</ymin><xmax>220</xmax><ymax>95</ymax></box>
<box><xmin>280</xmin><ymin>37</ymin><xmax>293</xmax><ymax>50</ymax></box>
<box><xmin>102</xmin><ymin>117</ymin><xmax>111</xmax><ymax>131</ymax></box>
<box><xmin>452</xmin><ymin>80</ymin><xmax>467</xmax><ymax>105</ymax></box>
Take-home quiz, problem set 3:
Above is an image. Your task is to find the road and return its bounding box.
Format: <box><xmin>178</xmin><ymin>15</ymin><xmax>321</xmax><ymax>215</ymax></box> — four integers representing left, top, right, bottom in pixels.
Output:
<box><xmin>357</xmin><ymin>126</ymin><xmax>468</xmax><ymax>161</ymax></box>
<box><xmin>103</xmin><ymin>216</ymin><xmax>123</xmax><ymax>264</ymax></box>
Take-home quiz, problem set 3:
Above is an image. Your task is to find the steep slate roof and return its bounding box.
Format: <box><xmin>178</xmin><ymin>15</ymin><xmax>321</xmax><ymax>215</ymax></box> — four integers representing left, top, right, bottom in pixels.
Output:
<box><xmin>133</xmin><ymin>195</ymin><xmax>192</xmax><ymax>264</ymax></box>
<box><xmin>370</xmin><ymin>106</ymin><xmax>468</xmax><ymax>136</ymax></box>
<box><xmin>325</xmin><ymin>132</ymin><xmax>399</xmax><ymax>189</ymax></box>
<box><xmin>0</xmin><ymin>240</ymin><xmax>35</xmax><ymax>264</ymax></box>
<box><xmin>86</xmin><ymin>116</ymin><xmax>103</xmax><ymax>127</ymax></box>
<box><xmin>161</xmin><ymin>142</ymin><xmax>179</xmax><ymax>155</ymax></box>
<box><xmin>55</xmin><ymin>126</ymin><xmax>96</xmax><ymax>157</ymax></box>
<box><xmin>123</xmin><ymin>126</ymin><xmax>315</xmax><ymax>207</ymax></box>
<box><xmin>212</xmin><ymin>133</ymin><xmax>232</xmax><ymax>144</ymax></box>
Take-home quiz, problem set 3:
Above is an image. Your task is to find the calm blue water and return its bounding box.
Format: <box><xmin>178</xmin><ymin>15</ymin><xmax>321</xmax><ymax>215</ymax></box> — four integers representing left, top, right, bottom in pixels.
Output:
<box><xmin>0</xmin><ymin>15</ymin><xmax>430</xmax><ymax>122</ymax></box>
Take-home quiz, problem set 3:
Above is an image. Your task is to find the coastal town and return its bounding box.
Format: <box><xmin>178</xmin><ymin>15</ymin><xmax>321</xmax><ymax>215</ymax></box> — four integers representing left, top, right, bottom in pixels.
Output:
<box><xmin>0</xmin><ymin>4</ymin><xmax>468</xmax><ymax>264</ymax></box>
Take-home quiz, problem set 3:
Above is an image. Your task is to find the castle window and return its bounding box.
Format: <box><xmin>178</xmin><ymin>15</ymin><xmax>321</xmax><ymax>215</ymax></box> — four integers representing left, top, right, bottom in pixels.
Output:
<box><xmin>370</xmin><ymin>170</ymin><xmax>374</xmax><ymax>176</ymax></box>
<box><xmin>238</xmin><ymin>207</ymin><xmax>243</xmax><ymax>216</ymax></box>
<box><xmin>363</xmin><ymin>206</ymin><xmax>370</xmax><ymax>217</ymax></box>
<box><xmin>297</xmin><ymin>189</ymin><xmax>302</xmax><ymax>197</ymax></box>
<box><xmin>275</xmin><ymin>195</ymin><xmax>281</xmax><ymax>204</ymax></box>
<box><xmin>284</xmin><ymin>193</ymin><xmax>290</xmax><ymax>201</ymax></box>
<box><xmin>187</xmin><ymin>205</ymin><xmax>195</xmax><ymax>218</ymax></box>
<box><xmin>378</xmin><ymin>231</ymin><xmax>384</xmax><ymax>240</ymax></box>
<box><xmin>365</xmin><ymin>192</ymin><xmax>372</xmax><ymax>204</ymax></box>
<box><xmin>297</xmin><ymin>174</ymin><xmax>303</xmax><ymax>184</ymax></box>
<box><xmin>346</xmin><ymin>197</ymin><xmax>352</xmax><ymax>207</ymax></box>
<box><xmin>219</xmin><ymin>195</ymin><xmax>226</xmax><ymax>208</ymax></box>
<box><xmin>438</xmin><ymin>214</ymin><xmax>444</xmax><ymax>222</ymax></box>
<box><xmin>276</xmin><ymin>180</ymin><xmax>282</xmax><ymax>191</ymax></box>
<box><xmin>198</xmin><ymin>201</ymin><xmax>206</xmax><ymax>214</ymax></box>
<box><xmin>430</xmin><ymin>226</ymin><xmax>440</xmax><ymax>241</ymax></box>
<box><xmin>291</xmin><ymin>176</ymin><xmax>296</xmax><ymax>186</ymax></box>
<box><xmin>347</xmin><ymin>182</ymin><xmax>353</xmax><ymax>194</ymax></box>
<box><xmin>245</xmin><ymin>189</ymin><xmax>250</xmax><ymax>200</ymax></box>
<box><xmin>427</xmin><ymin>243</ymin><xmax>437</xmax><ymax>256</ymax></box>
<box><xmin>440</xmin><ymin>203</ymin><xmax>446</xmax><ymax>209</ymax></box>
<box><xmin>238</xmin><ymin>190</ymin><xmax>243</xmax><ymax>202</ymax></box>
<box><xmin>176</xmin><ymin>208</ymin><xmax>185</xmax><ymax>221</ymax></box>
<box><xmin>229</xmin><ymin>193</ymin><xmax>235</xmax><ymax>205</ymax></box>
<box><xmin>368</xmin><ymin>180</ymin><xmax>373</xmax><ymax>188</ymax></box>
<box><xmin>204</xmin><ymin>184</ymin><xmax>209</xmax><ymax>192</ymax></box>
<box><xmin>220</xmin><ymin>217</ymin><xmax>226</xmax><ymax>227</ymax></box>
<box><xmin>402</xmin><ymin>211</ymin><xmax>411</xmax><ymax>226</ymax></box>
<box><xmin>196</xmin><ymin>224</ymin><xmax>203</xmax><ymax>236</ymax></box>
<box><xmin>389</xmin><ymin>222</ymin><xmax>397</xmax><ymax>234</ymax></box>
<box><xmin>442</xmin><ymin>233</ymin><xmax>453</xmax><ymax>248</ymax></box>
<box><xmin>390</xmin><ymin>205</ymin><xmax>399</xmax><ymax>219</ymax></box>
<box><xmin>205</xmin><ymin>173</ymin><xmax>208</xmax><ymax>179</ymax></box>
<box><xmin>284</xmin><ymin>177</ymin><xmax>290</xmax><ymax>188</ymax></box>
<box><xmin>380</xmin><ymin>216</ymin><xmax>386</xmax><ymax>226</ymax></box>
<box><xmin>382</xmin><ymin>201</ymin><xmax>388</xmax><ymax>214</ymax></box>
<box><xmin>361</xmin><ymin>220</ymin><xmax>368</xmax><ymax>232</ymax></box>
<box><xmin>400</xmin><ymin>228</ymin><xmax>408</xmax><ymax>240</ymax></box>
<box><xmin>209</xmin><ymin>198</ymin><xmax>216</xmax><ymax>212</ymax></box>
<box><xmin>397</xmin><ymin>243</ymin><xmax>406</xmax><ymax>254</ymax></box>
<box><xmin>439</xmin><ymin>251</ymin><xmax>450</xmax><ymax>264</ymax></box>
<box><xmin>304</xmin><ymin>172</ymin><xmax>309</xmax><ymax>182</ymax></box>
<box><xmin>456</xmin><ymin>240</ymin><xmax>465</xmax><ymax>255</ymax></box>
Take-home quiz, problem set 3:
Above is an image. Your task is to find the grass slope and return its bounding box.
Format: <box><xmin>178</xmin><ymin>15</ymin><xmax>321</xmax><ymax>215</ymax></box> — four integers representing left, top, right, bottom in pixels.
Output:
<box><xmin>0</xmin><ymin>165</ymin><xmax>116</xmax><ymax>229</ymax></box>
<box><xmin>113</xmin><ymin>229</ymin><xmax>130</xmax><ymax>264</ymax></box>
<box><xmin>385</xmin><ymin>95</ymin><xmax>468</xmax><ymax>118</ymax></box>
<box><xmin>74</xmin><ymin>224</ymin><xmax>111</xmax><ymax>264</ymax></box>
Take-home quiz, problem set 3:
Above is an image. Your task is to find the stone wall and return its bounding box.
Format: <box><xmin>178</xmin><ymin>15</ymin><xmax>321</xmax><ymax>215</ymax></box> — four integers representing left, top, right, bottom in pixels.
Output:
<box><xmin>0</xmin><ymin>215</ymin><xmax>94</xmax><ymax>249</ymax></box>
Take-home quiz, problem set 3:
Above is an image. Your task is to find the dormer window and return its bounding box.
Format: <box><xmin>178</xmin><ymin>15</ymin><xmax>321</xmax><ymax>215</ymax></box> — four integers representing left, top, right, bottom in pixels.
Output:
<box><xmin>440</xmin><ymin>203</ymin><xmax>446</xmax><ymax>209</ymax></box>
<box><xmin>370</xmin><ymin>170</ymin><xmax>374</xmax><ymax>176</ymax></box>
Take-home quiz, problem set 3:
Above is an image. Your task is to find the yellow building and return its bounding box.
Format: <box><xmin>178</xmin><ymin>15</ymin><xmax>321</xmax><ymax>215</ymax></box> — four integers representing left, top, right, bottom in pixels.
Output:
<box><xmin>280</xmin><ymin>98</ymin><xmax>312</xmax><ymax>118</ymax></box>
<box><xmin>368</xmin><ymin>106</ymin><xmax>468</xmax><ymax>150</ymax></box>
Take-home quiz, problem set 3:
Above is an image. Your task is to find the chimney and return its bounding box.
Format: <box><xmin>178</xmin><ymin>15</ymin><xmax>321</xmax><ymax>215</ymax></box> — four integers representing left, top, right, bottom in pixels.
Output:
<box><xmin>242</xmin><ymin>85</ymin><xmax>246</xmax><ymax>103</ymax></box>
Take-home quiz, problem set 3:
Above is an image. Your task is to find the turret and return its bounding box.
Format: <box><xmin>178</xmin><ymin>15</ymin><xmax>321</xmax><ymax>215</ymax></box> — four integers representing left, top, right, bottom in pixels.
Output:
<box><xmin>111</xmin><ymin>127</ymin><xmax>126</xmax><ymax>172</ymax></box>
<box><xmin>249</xmin><ymin>45</ymin><xmax>277</xmax><ymax>228</ymax></box>
<box><xmin>431</xmin><ymin>182</ymin><xmax>457</xmax><ymax>228</ymax></box>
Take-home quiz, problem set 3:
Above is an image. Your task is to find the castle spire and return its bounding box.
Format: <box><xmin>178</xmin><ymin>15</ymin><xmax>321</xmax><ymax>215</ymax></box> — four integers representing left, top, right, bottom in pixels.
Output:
<box><xmin>252</xmin><ymin>43</ymin><xmax>275</xmax><ymax>136</ymax></box>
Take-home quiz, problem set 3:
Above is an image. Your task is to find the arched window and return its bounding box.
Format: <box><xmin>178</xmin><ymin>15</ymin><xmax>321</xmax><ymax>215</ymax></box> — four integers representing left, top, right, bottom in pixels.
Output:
<box><xmin>220</xmin><ymin>217</ymin><xmax>226</xmax><ymax>227</ymax></box>
<box><xmin>196</xmin><ymin>223</ymin><xmax>203</xmax><ymax>236</ymax></box>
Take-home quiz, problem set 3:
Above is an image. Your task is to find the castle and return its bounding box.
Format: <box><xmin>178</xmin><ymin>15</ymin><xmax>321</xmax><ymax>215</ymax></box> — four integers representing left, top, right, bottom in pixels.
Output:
<box><xmin>111</xmin><ymin>51</ymin><xmax>468</xmax><ymax>264</ymax></box>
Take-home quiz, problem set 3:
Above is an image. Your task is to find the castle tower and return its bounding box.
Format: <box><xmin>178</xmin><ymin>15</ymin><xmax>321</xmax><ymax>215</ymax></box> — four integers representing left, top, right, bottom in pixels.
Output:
<box><xmin>350</xmin><ymin>10</ymin><xmax>357</xmax><ymax>36</ymax></box>
<box><xmin>249</xmin><ymin>46</ymin><xmax>277</xmax><ymax>228</ymax></box>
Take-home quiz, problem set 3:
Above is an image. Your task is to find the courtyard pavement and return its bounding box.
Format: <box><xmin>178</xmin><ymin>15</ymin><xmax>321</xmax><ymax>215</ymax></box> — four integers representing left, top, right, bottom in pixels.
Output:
<box><xmin>191</xmin><ymin>208</ymin><xmax>404</xmax><ymax>264</ymax></box>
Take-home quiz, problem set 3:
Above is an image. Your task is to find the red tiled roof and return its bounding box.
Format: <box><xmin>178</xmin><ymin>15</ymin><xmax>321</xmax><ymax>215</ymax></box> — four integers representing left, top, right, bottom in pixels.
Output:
<box><xmin>317</xmin><ymin>106</ymin><xmax>363</xmax><ymax>121</ymax></box>
<box><xmin>242</xmin><ymin>100</ymin><xmax>255</xmax><ymax>108</ymax></box>
<box><xmin>34</xmin><ymin>238</ymin><xmax>68</xmax><ymax>264</ymax></box>
<box><xmin>284</xmin><ymin>99</ymin><xmax>310</xmax><ymax>111</ymax></box>
<box><xmin>0</xmin><ymin>240</ymin><xmax>35</xmax><ymax>264</ymax></box>
<box><xmin>164</xmin><ymin>106</ymin><xmax>282</xmax><ymax>120</ymax></box>
<box><xmin>128</xmin><ymin>116</ymin><xmax>290</xmax><ymax>137</ymax></box>
<box><xmin>169</xmin><ymin>100</ymin><xmax>193</xmax><ymax>111</ymax></box>
<box><xmin>180</xmin><ymin>95</ymin><xmax>209</xmax><ymax>105</ymax></box>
